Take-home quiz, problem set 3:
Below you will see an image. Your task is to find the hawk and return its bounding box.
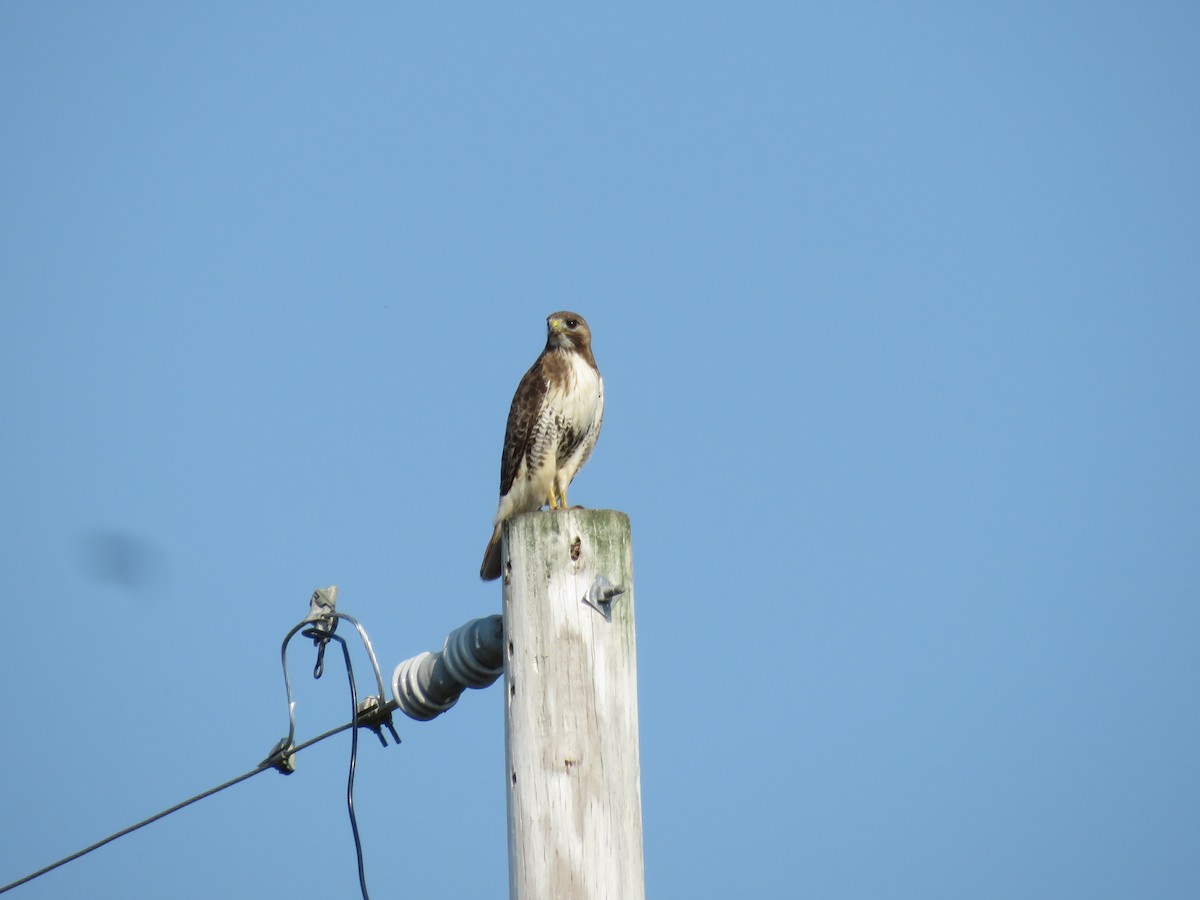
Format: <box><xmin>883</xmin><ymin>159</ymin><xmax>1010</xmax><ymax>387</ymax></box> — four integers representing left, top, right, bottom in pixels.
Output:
<box><xmin>480</xmin><ymin>311</ymin><xmax>604</xmax><ymax>581</ymax></box>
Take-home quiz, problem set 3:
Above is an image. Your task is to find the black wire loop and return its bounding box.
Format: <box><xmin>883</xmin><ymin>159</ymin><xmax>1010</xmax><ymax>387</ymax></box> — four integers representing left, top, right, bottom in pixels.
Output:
<box><xmin>278</xmin><ymin>592</ymin><xmax>398</xmax><ymax>900</ymax></box>
<box><xmin>313</xmin><ymin>638</ymin><xmax>328</xmax><ymax>679</ymax></box>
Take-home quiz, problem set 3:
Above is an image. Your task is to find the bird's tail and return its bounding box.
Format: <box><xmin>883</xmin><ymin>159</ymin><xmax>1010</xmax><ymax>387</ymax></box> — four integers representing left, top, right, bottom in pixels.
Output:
<box><xmin>480</xmin><ymin>525</ymin><xmax>503</xmax><ymax>581</ymax></box>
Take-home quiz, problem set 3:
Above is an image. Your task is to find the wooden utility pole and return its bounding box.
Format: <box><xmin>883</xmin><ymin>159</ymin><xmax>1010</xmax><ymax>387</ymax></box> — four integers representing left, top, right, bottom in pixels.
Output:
<box><xmin>502</xmin><ymin>508</ymin><xmax>645</xmax><ymax>900</ymax></box>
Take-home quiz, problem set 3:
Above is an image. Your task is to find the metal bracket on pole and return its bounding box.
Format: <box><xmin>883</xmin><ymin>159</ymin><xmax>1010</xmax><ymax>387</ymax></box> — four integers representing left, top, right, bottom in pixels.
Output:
<box><xmin>582</xmin><ymin>573</ymin><xmax>625</xmax><ymax>621</ymax></box>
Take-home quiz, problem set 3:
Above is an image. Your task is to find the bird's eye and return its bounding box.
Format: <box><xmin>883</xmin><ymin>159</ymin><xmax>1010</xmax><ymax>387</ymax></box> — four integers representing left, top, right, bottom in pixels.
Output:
<box><xmin>566</xmin><ymin>318</ymin><xmax>579</xmax><ymax>328</ymax></box>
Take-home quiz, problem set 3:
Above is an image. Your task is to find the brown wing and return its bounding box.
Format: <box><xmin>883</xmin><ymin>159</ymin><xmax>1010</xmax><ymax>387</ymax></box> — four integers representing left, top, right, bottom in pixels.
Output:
<box><xmin>499</xmin><ymin>355</ymin><xmax>549</xmax><ymax>497</ymax></box>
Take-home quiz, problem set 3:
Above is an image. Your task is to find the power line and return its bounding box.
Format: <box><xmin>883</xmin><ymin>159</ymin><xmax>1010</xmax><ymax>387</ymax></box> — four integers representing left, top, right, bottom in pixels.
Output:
<box><xmin>0</xmin><ymin>700</ymin><xmax>390</xmax><ymax>896</ymax></box>
<box><xmin>1</xmin><ymin>590</ymin><xmax>399</xmax><ymax>898</ymax></box>
<box><xmin>1</xmin><ymin>755</ymin><xmax>262</xmax><ymax>894</ymax></box>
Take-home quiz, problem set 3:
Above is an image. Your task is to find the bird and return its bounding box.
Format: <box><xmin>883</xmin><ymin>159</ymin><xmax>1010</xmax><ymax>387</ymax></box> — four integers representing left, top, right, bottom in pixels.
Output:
<box><xmin>480</xmin><ymin>311</ymin><xmax>604</xmax><ymax>581</ymax></box>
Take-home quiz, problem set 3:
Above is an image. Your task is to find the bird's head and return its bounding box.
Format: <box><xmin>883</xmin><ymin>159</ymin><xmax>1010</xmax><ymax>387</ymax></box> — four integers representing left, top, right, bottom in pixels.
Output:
<box><xmin>545</xmin><ymin>311</ymin><xmax>592</xmax><ymax>352</ymax></box>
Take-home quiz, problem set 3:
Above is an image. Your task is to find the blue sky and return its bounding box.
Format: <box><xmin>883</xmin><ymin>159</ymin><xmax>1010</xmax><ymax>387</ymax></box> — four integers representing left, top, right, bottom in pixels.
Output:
<box><xmin>2</xmin><ymin>3</ymin><xmax>1198</xmax><ymax>897</ymax></box>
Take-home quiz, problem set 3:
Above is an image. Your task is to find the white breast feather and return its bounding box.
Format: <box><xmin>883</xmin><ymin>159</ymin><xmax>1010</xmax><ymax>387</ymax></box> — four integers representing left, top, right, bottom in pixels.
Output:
<box><xmin>551</xmin><ymin>353</ymin><xmax>604</xmax><ymax>490</ymax></box>
<box><xmin>549</xmin><ymin>352</ymin><xmax>603</xmax><ymax>435</ymax></box>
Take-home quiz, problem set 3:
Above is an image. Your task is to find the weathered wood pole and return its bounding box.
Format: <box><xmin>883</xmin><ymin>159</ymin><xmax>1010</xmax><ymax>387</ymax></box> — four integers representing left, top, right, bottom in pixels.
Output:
<box><xmin>502</xmin><ymin>508</ymin><xmax>644</xmax><ymax>900</ymax></box>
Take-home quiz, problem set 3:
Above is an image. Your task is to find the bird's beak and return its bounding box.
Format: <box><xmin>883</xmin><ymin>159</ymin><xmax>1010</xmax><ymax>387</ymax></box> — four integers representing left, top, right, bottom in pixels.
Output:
<box><xmin>548</xmin><ymin>317</ymin><xmax>564</xmax><ymax>332</ymax></box>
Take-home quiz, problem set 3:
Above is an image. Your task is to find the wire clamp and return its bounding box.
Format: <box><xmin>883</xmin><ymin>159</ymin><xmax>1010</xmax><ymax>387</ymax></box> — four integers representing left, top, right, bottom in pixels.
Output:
<box><xmin>356</xmin><ymin>695</ymin><xmax>401</xmax><ymax>748</ymax></box>
<box><xmin>261</xmin><ymin>737</ymin><xmax>296</xmax><ymax>775</ymax></box>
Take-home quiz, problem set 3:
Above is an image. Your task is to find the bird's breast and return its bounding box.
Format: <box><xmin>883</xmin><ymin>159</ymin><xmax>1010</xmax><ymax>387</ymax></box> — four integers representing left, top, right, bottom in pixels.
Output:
<box><xmin>549</xmin><ymin>353</ymin><xmax>603</xmax><ymax>427</ymax></box>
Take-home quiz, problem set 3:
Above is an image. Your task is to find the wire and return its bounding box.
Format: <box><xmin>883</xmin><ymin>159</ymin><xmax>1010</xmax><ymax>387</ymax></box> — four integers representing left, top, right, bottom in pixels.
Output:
<box><xmin>281</xmin><ymin>615</ymin><xmax>378</xmax><ymax>899</ymax></box>
<box><xmin>0</xmin><ymin>699</ymin><xmax>390</xmax><ymax>896</ymax></box>
<box><xmin>3</xmin><ymin>604</ymin><xmax>393</xmax><ymax>898</ymax></box>
<box><xmin>281</xmin><ymin>609</ymin><xmax>390</xmax><ymax>899</ymax></box>
<box><xmin>0</xmin><ymin>765</ymin><xmax>265</xmax><ymax>895</ymax></box>
<box><xmin>330</xmin><ymin>632</ymin><xmax>371</xmax><ymax>900</ymax></box>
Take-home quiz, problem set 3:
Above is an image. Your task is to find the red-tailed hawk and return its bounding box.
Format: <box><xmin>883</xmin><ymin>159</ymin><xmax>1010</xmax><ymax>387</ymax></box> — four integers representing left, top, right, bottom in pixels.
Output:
<box><xmin>480</xmin><ymin>312</ymin><xmax>604</xmax><ymax>581</ymax></box>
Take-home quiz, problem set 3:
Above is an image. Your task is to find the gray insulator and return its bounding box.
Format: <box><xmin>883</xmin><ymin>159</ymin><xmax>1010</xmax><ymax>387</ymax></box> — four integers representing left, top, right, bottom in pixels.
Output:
<box><xmin>444</xmin><ymin>614</ymin><xmax>505</xmax><ymax>688</ymax></box>
<box><xmin>391</xmin><ymin>615</ymin><xmax>505</xmax><ymax>722</ymax></box>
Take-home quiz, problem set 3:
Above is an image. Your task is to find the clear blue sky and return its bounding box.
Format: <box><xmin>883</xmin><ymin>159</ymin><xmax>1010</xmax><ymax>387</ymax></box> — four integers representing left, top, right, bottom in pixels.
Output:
<box><xmin>2</xmin><ymin>3</ymin><xmax>1198</xmax><ymax>898</ymax></box>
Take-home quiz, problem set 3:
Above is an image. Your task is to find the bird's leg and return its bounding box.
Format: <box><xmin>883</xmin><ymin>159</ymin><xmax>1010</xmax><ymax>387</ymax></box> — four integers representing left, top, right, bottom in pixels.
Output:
<box><xmin>546</xmin><ymin>483</ymin><xmax>567</xmax><ymax>510</ymax></box>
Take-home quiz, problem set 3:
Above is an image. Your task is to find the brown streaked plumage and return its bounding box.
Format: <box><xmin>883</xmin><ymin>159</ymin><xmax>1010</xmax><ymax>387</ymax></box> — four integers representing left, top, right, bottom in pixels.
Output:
<box><xmin>480</xmin><ymin>311</ymin><xmax>604</xmax><ymax>581</ymax></box>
